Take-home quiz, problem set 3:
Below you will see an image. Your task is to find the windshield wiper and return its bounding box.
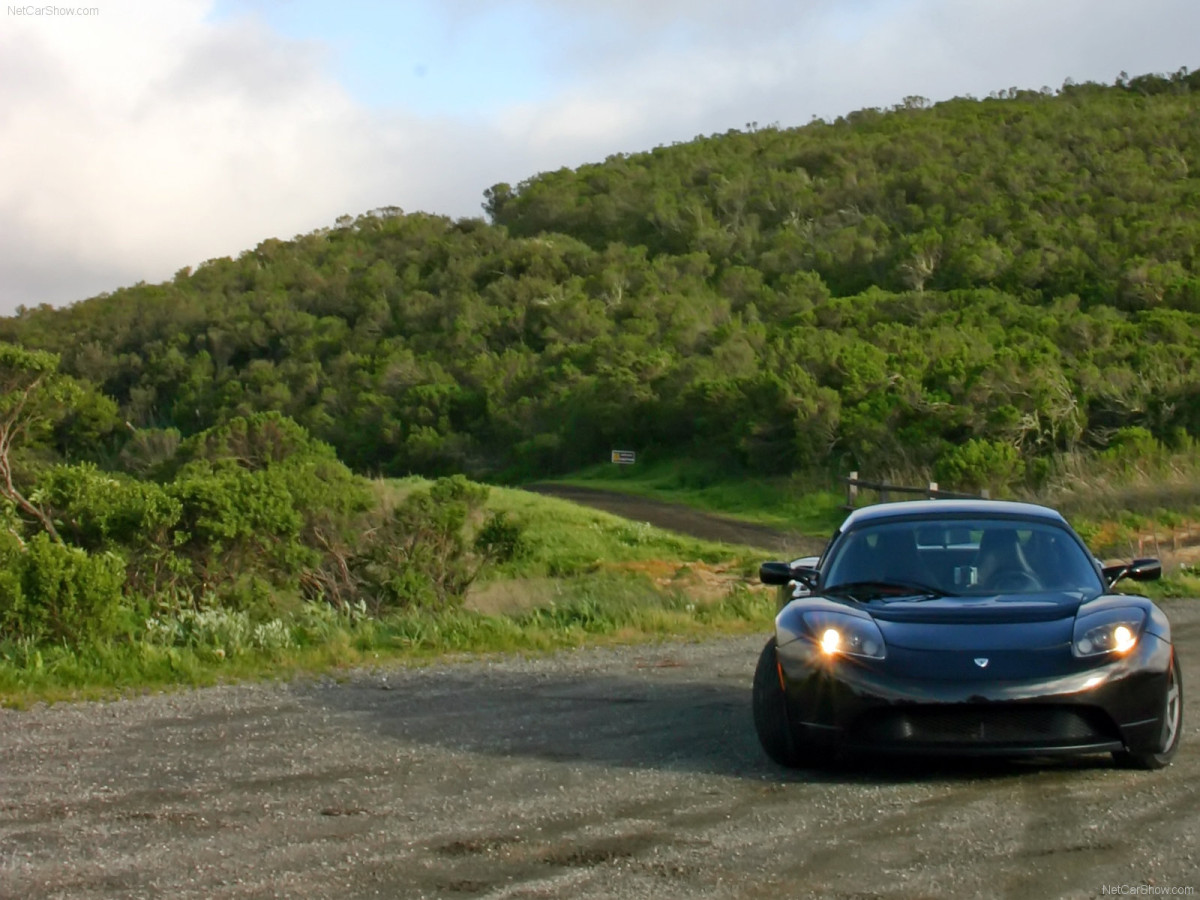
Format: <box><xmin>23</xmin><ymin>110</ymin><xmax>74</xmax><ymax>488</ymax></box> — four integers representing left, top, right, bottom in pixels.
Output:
<box><xmin>823</xmin><ymin>580</ymin><xmax>956</xmax><ymax>601</ymax></box>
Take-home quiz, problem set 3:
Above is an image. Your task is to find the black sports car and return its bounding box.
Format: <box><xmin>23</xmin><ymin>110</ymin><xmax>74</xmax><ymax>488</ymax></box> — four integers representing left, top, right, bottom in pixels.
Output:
<box><xmin>753</xmin><ymin>500</ymin><xmax>1183</xmax><ymax>769</ymax></box>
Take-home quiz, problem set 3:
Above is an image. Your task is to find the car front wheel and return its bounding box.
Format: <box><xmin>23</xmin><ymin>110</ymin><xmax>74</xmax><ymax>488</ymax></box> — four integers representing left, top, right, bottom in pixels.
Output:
<box><xmin>752</xmin><ymin>637</ymin><xmax>832</xmax><ymax>768</ymax></box>
<box><xmin>1114</xmin><ymin>653</ymin><xmax>1183</xmax><ymax>770</ymax></box>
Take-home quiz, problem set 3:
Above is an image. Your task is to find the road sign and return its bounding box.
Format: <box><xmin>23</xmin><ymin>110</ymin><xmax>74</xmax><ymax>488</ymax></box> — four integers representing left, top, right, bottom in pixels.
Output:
<box><xmin>611</xmin><ymin>450</ymin><xmax>636</xmax><ymax>465</ymax></box>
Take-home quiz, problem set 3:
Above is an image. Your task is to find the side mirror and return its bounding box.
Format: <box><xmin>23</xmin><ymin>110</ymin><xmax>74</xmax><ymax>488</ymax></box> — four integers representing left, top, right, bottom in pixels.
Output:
<box><xmin>759</xmin><ymin>562</ymin><xmax>793</xmax><ymax>585</ymax></box>
<box><xmin>1127</xmin><ymin>558</ymin><xmax>1162</xmax><ymax>581</ymax></box>
<box><xmin>1103</xmin><ymin>557</ymin><xmax>1162</xmax><ymax>589</ymax></box>
<box><xmin>759</xmin><ymin>561</ymin><xmax>818</xmax><ymax>588</ymax></box>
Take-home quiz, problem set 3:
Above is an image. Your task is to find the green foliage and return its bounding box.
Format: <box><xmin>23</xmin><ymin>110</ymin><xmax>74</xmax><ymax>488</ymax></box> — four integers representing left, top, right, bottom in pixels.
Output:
<box><xmin>1101</xmin><ymin>426</ymin><xmax>1162</xmax><ymax>467</ymax></box>
<box><xmin>172</xmin><ymin>411</ymin><xmax>340</xmax><ymax>473</ymax></box>
<box><xmin>935</xmin><ymin>439</ymin><xmax>1026</xmax><ymax>494</ymax></box>
<box><xmin>157</xmin><ymin>414</ymin><xmax>374</xmax><ymax>604</ymax></box>
<box><xmin>0</xmin><ymin>533</ymin><xmax>127</xmax><ymax>645</ymax></box>
<box><xmin>170</xmin><ymin>463</ymin><xmax>309</xmax><ymax>578</ymax></box>
<box><xmin>0</xmin><ymin>572</ymin><xmax>774</xmax><ymax>704</ymax></box>
<box><xmin>474</xmin><ymin>510</ymin><xmax>529</xmax><ymax>563</ymax></box>
<box><xmin>351</xmin><ymin>475</ymin><xmax>495</xmax><ymax>611</ymax></box>
<box><xmin>0</xmin><ymin>342</ymin><xmax>88</xmax><ymax>541</ymax></box>
<box><xmin>15</xmin><ymin>409</ymin><xmax>378</xmax><ymax>627</ymax></box>
<box><xmin>0</xmin><ymin>466</ymin><xmax>770</xmax><ymax>701</ymax></box>
<box><xmin>39</xmin><ymin>462</ymin><xmax>182</xmax><ymax>550</ymax></box>
<box><xmin>143</xmin><ymin>600</ymin><xmax>295</xmax><ymax>659</ymax></box>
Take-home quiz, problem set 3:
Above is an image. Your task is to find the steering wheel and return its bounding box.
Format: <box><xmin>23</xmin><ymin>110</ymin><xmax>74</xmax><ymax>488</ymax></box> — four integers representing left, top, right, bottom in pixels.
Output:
<box><xmin>987</xmin><ymin>569</ymin><xmax>1041</xmax><ymax>592</ymax></box>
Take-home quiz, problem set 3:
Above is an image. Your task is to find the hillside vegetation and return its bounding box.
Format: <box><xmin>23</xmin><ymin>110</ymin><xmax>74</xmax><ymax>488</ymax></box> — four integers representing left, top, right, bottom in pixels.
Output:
<box><xmin>2</xmin><ymin>69</ymin><xmax>1200</xmax><ymax>688</ymax></box>
<box><xmin>3</xmin><ymin>68</ymin><xmax>1199</xmax><ymax>490</ymax></box>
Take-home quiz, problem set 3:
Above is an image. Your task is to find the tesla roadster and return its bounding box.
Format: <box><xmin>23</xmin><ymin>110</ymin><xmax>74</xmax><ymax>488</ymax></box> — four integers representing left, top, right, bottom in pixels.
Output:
<box><xmin>753</xmin><ymin>500</ymin><xmax>1183</xmax><ymax>769</ymax></box>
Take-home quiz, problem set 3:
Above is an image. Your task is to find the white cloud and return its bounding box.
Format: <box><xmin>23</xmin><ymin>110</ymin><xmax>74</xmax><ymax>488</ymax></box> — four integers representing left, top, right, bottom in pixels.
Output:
<box><xmin>1</xmin><ymin>0</ymin><xmax>1196</xmax><ymax>314</ymax></box>
<box><xmin>0</xmin><ymin>1</ymin><xmax>376</xmax><ymax>310</ymax></box>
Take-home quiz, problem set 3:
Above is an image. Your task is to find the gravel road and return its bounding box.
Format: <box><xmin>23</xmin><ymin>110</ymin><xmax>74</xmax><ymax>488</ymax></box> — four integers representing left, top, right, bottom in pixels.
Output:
<box><xmin>1</xmin><ymin>600</ymin><xmax>1198</xmax><ymax>900</ymax></box>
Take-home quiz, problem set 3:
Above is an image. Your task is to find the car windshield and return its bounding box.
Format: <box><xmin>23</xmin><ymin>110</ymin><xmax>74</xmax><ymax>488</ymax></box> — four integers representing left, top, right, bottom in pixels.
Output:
<box><xmin>822</xmin><ymin>518</ymin><xmax>1104</xmax><ymax>598</ymax></box>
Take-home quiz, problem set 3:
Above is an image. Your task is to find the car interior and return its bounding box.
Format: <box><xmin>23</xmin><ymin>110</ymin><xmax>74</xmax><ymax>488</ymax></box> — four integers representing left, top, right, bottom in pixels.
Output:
<box><xmin>823</xmin><ymin>520</ymin><xmax>1103</xmax><ymax>595</ymax></box>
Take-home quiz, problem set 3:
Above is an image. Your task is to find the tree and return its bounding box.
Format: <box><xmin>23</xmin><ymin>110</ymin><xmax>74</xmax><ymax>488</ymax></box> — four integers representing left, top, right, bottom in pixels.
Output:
<box><xmin>0</xmin><ymin>343</ymin><xmax>83</xmax><ymax>542</ymax></box>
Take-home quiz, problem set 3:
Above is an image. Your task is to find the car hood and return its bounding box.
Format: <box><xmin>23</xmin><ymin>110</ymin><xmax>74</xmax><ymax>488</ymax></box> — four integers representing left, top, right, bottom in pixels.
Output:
<box><xmin>864</xmin><ymin>591</ymin><xmax>1088</xmax><ymax>651</ymax></box>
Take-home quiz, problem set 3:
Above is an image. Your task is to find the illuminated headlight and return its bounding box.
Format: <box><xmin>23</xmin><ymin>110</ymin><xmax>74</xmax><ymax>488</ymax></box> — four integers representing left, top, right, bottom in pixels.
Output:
<box><xmin>802</xmin><ymin>612</ymin><xmax>886</xmax><ymax>659</ymax></box>
<box><xmin>820</xmin><ymin>628</ymin><xmax>840</xmax><ymax>654</ymax></box>
<box><xmin>1072</xmin><ymin>608</ymin><xmax>1146</xmax><ymax>657</ymax></box>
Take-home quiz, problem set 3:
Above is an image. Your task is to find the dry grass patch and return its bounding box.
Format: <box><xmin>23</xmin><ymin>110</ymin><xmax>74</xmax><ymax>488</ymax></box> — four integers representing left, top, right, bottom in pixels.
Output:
<box><xmin>465</xmin><ymin>578</ymin><xmax>564</xmax><ymax>615</ymax></box>
<box><xmin>604</xmin><ymin>559</ymin><xmax>769</xmax><ymax>604</ymax></box>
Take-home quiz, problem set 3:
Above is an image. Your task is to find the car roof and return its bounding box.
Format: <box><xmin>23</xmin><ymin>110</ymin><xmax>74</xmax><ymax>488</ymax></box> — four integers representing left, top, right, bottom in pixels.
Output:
<box><xmin>840</xmin><ymin>499</ymin><xmax>1068</xmax><ymax>533</ymax></box>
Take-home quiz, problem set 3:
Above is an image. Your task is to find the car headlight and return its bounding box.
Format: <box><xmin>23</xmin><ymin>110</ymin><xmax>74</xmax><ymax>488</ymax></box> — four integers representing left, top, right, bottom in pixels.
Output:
<box><xmin>1072</xmin><ymin>608</ymin><xmax>1146</xmax><ymax>657</ymax></box>
<box><xmin>801</xmin><ymin>611</ymin><xmax>886</xmax><ymax>659</ymax></box>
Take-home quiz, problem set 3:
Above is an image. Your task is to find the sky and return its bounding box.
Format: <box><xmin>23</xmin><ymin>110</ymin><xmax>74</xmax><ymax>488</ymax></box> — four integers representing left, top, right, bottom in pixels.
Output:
<box><xmin>0</xmin><ymin>0</ymin><xmax>1196</xmax><ymax>315</ymax></box>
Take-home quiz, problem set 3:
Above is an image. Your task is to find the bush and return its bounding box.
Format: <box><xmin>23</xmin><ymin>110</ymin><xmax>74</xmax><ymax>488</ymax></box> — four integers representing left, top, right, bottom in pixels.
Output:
<box><xmin>351</xmin><ymin>475</ymin><xmax>495</xmax><ymax>612</ymax></box>
<box><xmin>474</xmin><ymin>511</ymin><xmax>529</xmax><ymax>563</ymax></box>
<box><xmin>1101</xmin><ymin>426</ymin><xmax>1162</xmax><ymax>468</ymax></box>
<box><xmin>38</xmin><ymin>462</ymin><xmax>182</xmax><ymax>551</ymax></box>
<box><xmin>171</xmin><ymin>411</ymin><xmax>339</xmax><ymax>473</ymax></box>
<box><xmin>935</xmin><ymin>439</ymin><xmax>1026</xmax><ymax>494</ymax></box>
<box><xmin>165</xmin><ymin>414</ymin><xmax>374</xmax><ymax>605</ymax></box>
<box><xmin>170</xmin><ymin>463</ymin><xmax>309</xmax><ymax>578</ymax></box>
<box><xmin>0</xmin><ymin>533</ymin><xmax>127</xmax><ymax>646</ymax></box>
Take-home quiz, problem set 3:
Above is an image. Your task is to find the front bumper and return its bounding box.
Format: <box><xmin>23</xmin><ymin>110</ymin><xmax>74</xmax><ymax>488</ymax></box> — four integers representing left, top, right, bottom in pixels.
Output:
<box><xmin>775</xmin><ymin>632</ymin><xmax>1173</xmax><ymax>757</ymax></box>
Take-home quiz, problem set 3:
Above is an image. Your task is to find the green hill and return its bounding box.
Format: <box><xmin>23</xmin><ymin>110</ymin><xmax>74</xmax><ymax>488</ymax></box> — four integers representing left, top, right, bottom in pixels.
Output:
<box><xmin>4</xmin><ymin>67</ymin><xmax>1200</xmax><ymax>488</ymax></box>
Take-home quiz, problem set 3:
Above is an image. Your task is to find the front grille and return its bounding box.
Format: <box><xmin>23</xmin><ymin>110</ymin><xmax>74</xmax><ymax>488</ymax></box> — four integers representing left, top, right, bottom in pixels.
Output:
<box><xmin>849</xmin><ymin>704</ymin><xmax>1118</xmax><ymax>747</ymax></box>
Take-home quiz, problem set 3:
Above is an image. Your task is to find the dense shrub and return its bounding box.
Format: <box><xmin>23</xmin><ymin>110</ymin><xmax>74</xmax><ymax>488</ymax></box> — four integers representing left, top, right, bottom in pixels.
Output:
<box><xmin>474</xmin><ymin>510</ymin><xmax>529</xmax><ymax>563</ymax></box>
<box><xmin>170</xmin><ymin>462</ymin><xmax>310</xmax><ymax>579</ymax></box>
<box><xmin>171</xmin><ymin>411</ymin><xmax>341</xmax><ymax>474</ymax></box>
<box><xmin>0</xmin><ymin>533</ymin><xmax>127</xmax><ymax>645</ymax></box>
<box><xmin>935</xmin><ymin>439</ymin><xmax>1026</xmax><ymax>494</ymax></box>
<box><xmin>162</xmin><ymin>414</ymin><xmax>373</xmax><ymax>604</ymax></box>
<box><xmin>39</xmin><ymin>462</ymin><xmax>182</xmax><ymax>551</ymax></box>
<box><xmin>351</xmin><ymin>475</ymin><xmax>516</xmax><ymax>611</ymax></box>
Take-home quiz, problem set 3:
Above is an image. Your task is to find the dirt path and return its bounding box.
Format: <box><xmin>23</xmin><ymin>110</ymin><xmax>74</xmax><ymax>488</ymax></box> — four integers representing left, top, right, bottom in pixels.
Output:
<box><xmin>523</xmin><ymin>483</ymin><xmax>828</xmax><ymax>557</ymax></box>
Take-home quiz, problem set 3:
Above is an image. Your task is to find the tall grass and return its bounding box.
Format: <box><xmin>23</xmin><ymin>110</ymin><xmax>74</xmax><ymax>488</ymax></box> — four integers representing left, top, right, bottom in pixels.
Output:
<box><xmin>0</xmin><ymin>574</ymin><xmax>774</xmax><ymax>707</ymax></box>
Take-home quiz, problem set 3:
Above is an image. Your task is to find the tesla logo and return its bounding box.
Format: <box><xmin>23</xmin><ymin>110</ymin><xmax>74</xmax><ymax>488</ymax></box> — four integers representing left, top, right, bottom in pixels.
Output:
<box><xmin>974</xmin><ymin>658</ymin><xmax>989</xmax><ymax>668</ymax></box>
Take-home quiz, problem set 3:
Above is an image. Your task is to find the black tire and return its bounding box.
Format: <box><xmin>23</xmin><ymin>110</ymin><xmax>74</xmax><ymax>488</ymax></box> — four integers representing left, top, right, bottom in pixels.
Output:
<box><xmin>753</xmin><ymin>637</ymin><xmax>799</xmax><ymax>766</ymax></box>
<box><xmin>1114</xmin><ymin>652</ymin><xmax>1184</xmax><ymax>770</ymax></box>
<box><xmin>752</xmin><ymin>637</ymin><xmax>832</xmax><ymax>768</ymax></box>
